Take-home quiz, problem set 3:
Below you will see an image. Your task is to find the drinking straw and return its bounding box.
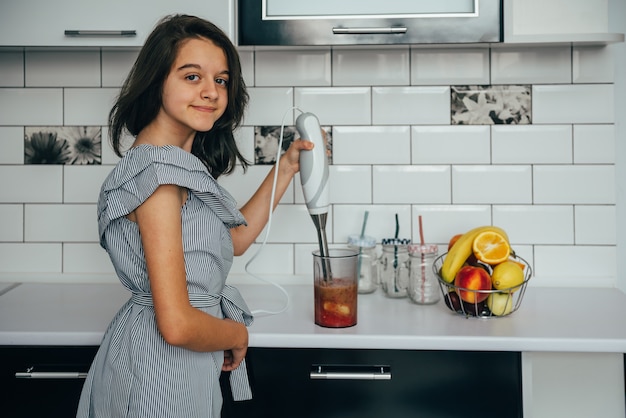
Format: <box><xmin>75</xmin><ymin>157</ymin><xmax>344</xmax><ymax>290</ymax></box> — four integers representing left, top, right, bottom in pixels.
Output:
<box><xmin>393</xmin><ymin>214</ymin><xmax>399</xmax><ymax>269</ymax></box>
<box><xmin>419</xmin><ymin>215</ymin><xmax>426</xmax><ymax>303</ymax></box>
<box><xmin>360</xmin><ymin>211</ymin><xmax>369</xmax><ymax>238</ymax></box>
<box><xmin>356</xmin><ymin>211</ymin><xmax>369</xmax><ymax>279</ymax></box>
<box><xmin>394</xmin><ymin>213</ymin><xmax>399</xmax><ymax>292</ymax></box>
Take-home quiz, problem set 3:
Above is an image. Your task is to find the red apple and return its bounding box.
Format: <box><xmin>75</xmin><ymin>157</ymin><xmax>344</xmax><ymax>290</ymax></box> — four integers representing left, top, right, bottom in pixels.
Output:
<box><xmin>454</xmin><ymin>265</ymin><xmax>491</xmax><ymax>304</ymax></box>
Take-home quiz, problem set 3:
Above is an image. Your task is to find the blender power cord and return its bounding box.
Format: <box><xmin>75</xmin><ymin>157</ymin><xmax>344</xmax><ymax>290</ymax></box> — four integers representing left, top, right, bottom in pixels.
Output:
<box><xmin>245</xmin><ymin>106</ymin><xmax>304</xmax><ymax>317</ymax></box>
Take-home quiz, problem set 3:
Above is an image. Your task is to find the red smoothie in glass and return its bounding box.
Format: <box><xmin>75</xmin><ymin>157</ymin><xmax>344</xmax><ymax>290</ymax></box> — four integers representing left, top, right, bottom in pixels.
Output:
<box><xmin>314</xmin><ymin>277</ymin><xmax>358</xmax><ymax>327</ymax></box>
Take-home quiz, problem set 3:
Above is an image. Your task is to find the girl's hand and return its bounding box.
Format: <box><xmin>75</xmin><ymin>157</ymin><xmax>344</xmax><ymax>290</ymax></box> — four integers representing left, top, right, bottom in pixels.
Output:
<box><xmin>280</xmin><ymin>129</ymin><xmax>327</xmax><ymax>175</ymax></box>
<box><xmin>222</xmin><ymin>346</ymin><xmax>247</xmax><ymax>371</ymax></box>
<box><xmin>221</xmin><ymin>319</ymin><xmax>248</xmax><ymax>372</ymax></box>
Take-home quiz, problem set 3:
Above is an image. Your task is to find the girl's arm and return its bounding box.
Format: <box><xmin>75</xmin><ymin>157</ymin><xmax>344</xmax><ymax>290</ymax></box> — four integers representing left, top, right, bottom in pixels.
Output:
<box><xmin>230</xmin><ymin>139</ymin><xmax>314</xmax><ymax>255</ymax></box>
<box><xmin>134</xmin><ymin>184</ymin><xmax>248</xmax><ymax>367</ymax></box>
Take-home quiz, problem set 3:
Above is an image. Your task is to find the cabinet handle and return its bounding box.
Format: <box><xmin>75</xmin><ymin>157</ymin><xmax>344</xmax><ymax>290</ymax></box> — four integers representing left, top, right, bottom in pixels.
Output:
<box><xmin>310</xmin><ymin>365</ymin><xmax>391</xmax><ymax>380</ymax></box>
<box><xmin>64</xmin><ymin>30</ymin><xmax>137</xmax><ymax>37</ymax></box>
<box><xmin>332</xmin><ymin>27</ymin><xmax>407</xmax><ymax>35</ymax></box>
<box><xmin>16</xmin><ymin>371</ymin><xmax>87</xmax><ymax>379</ymax></box>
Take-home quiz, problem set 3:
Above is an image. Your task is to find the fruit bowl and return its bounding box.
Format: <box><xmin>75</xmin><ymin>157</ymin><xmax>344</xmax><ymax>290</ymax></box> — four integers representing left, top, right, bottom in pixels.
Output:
<box><xmin>433</xmin><ymin>253</ymin><xmax>532</xmax><ymax>318</ymax></box>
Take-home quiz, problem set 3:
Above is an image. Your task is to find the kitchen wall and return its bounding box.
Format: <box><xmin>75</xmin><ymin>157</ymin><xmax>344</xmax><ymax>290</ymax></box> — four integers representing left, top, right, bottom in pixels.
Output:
<box><xmin>0</xmin><ymin>41</ymin><xmax>621</xmax><ymax>287</ymax></box>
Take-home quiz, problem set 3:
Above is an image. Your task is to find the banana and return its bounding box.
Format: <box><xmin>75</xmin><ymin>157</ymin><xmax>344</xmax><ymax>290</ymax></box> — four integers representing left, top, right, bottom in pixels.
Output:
<box><xmin>440</xmin><ymin>225</ymin><xmax>509</xmax><ymax>283</ymax></box>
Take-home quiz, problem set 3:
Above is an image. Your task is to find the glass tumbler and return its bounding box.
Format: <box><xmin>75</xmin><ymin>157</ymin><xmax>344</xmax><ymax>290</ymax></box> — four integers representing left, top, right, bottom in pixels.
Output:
<box><xmin>408</xmin><ymin>244</ymin><xmax>440</xmax><ymax>305</ymax></box>
<box><xmin>347</xmin><ymin>234</ymin><xmax>378</xmax><ymax>294</ymax></box>
<box><xmin>379</xmin><ymin>238</ymin><xmax>411</xmax><ymax>298</ymax></box>
<box><xmin>313</xmin><ymin>248</ymin><xmax>359</xmax><ymax>328</ymax></box>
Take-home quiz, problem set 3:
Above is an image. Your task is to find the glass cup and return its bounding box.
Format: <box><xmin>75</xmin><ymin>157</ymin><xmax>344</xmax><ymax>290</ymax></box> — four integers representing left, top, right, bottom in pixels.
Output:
<box><xmin>347</xmin><ymin>234</ymin><xmax>378</xmax><ymax>294</ymax></box>
<box><xmin>313</xmin><ymin>248</ymin><xmax>359</xmax><ymax>328</ymax></box>
<box><xmin>379</xmin><ymin>238</ymin><xmax>411</xmax><ymax>298</ymax></box>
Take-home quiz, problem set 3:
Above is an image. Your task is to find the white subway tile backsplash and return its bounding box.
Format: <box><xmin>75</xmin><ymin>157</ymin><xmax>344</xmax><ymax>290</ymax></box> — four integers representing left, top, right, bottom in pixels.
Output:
<box><xmin>233</xmin><ymin>126</ymin><xmax>255</xmax><ymax>164</ymax></box>
<box><xmin>373</xmin><ymin>86</ymin><xmax>450</xmax><ymax>125</ymax></box>
<box><xmin>0</xmin><ymin>166</ymin><xmax>63</xmax><ymax>203</ymax></box>
<box><xmin>573</xmin><ymin>45</ymin><xmax>614</xmax><ymax>83</ymax></box>
<box><xmin>373</xmin><ymin>165</ymin><xmax>450</xmax><ymax>204</ymax></box>
<box><xmin>333</xmin><ymin>126</ymin><xmax>410</xmax><ymax>164</ymax></box>
<box><xmin>411</xmin><ymin>47</ymin><xmax>489</xmax><ymax>85</ymax></box>
<box><xmin>245</xmin><ymin>87</ymin><xmax>294</xmax><ymax>126</ymax></box>
<box><xmin>493</xmin><ymin>205</ymin><xmax>574</xmax><ymax>244</ymax></box>
<box><xmin>295</xmin><ymin>87</ymin><xmax>371</xmax><ymax>125</ymax></box>
<box><xmin>102</xmin><ymin>49</ymin><xmax>139</xmax><ymax>87</ymax></box>
<box><xmin>25</xmin><ymin>50</ymin><xmax>100</xmax><ymax>87</ymax></box>
<box><xmin>237</xmin><ymin>48</ymin><xmax>255</xmax><ymax>87</ymax></box>
<box><xmin>491</xmin><ymin>46</ymin><xmax>571</xmax><ymax>84</ymax></box>
<box><xmin>573</xmin><ymin>124</ymin><xmax>615</xmax><ymax>163</ymax></box>
<box><xmin>218</xmin><ymin>165</ymin><xmax>294</xmax><ymax>208</ymax></box>
<box><xmin>0</xmin><ymin>44</ymin><xmax>619</xmax><ymax>284</ymax></box>
<box><xmin>533</xmin><ymin>165</ymin><xmax>615</xmax><ymax>204</ymax></box>
<box><xmin>329</xmin><ymin>166</ymin><xmax>372</xmax><ymax>204</ymax></box>
<box><xmin>63</xmin><ymin>243</ymin><xmax>114</xmax><ymax>274</ymax></box>
<box><xmin>100</xmin><ymin>126</ymin><xmax>123</xmax><ymax>165</ymax></box>
<box><xmin>492</xmin><ymin>125</ymin><xmax>573</xmax><ymax>164</ymax></box>
<box><xmin>64</xmin><ymin>166</ymin><xmax>112</xmax><ymax>203</ymax></box>
<box><xmin>256</xmin><ymin>48</ymin><xmax>331</xmax><ymax>87</ymax></box>
<box><xmin>412</xmin><ymin>126</ymin><xmax>490</xmax><ymax>164</ymax></box>
<box><xmin>0</xmin><ymin>50</ymin><xmax>24</xmax><ymax>87</ymax></box>
<box><xmin>0</xmin><ymin>88</ymin><xmax>63</xmax><ymax>125</ymax></box>
<box><xmin>0</xmin><ymin>204</ymin><xmax>23</xmax><ymax>241</ymax></box>
<box><xmin>533</xmin><ymin>84</ymin><xmax>614</xmax><ymax>124</ymax></box>
<box><xmin>452</xmin><ymin>166</ymin><xmax>532</xmax><ymax>204</ymax></box>
<box><xmin>333</xmin><ymin>47</ymin><xmax>409</xmax><ymax>86</ymax></box>
<box><xmin>575</xmin><ymin>205</ymin><xmax>616</xmax><ymax>245</ymax></box>
<box><xmin>64</xmin><ymin>88</ymin><xmax>118</xmax><ymax>125</ymax></box>
<box><xmin>332</xmin><ymin>204</ymin><xmax>412</xmax><ymax>244</ymax></box>
<box><xmin>24</xmin><ymin>204</ymin><xmax>98</xmax><ymax>242</ymax></box>
<box><xmin>257</xmin><ymin>204</ymin><xmax>322</xmax><ymax>244</ymax></box>
<box><xmin>0</xmin><ymin>243</ymin><xmax>62</xmax><ymax>273</ymax></box>
<box><xmin>534</xmin><ymin>245</ymin><xmax>615</xmax><ymax>285</ymax></box>
<box><xmin>231</xmin><ymin>243</ymin><xmax>294</xmax><ymax>275</ymax></box>
<box><xmin>0</xmin><ymin>126</ymin><xmax>24</xmax><ymax>163</ymax></box>
<box><xmin>410</xmin><ymin>205</ymin><xmax>492</xmax><ymax>244</ymax></box>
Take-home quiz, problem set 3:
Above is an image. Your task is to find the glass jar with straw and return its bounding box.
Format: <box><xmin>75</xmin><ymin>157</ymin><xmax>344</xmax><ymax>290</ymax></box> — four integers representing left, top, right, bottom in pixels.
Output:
<box><xmin>380</xmin><ymin>238</ymin><xmax>411</xmax><ymax>298</ymax></box>
<box><xmin>380</xmin><ymin>214</ymin><xmax>411</xmax><ymax>298</ymax></box>
<box><xmin>407</xmin><ymin>215</ymin><xmax>440</xmax><ymax>305</ymax></box>
<box><xmin>347</xmin><ymin>211</ymin><xmax>378</xmax><ymax>294</ymax></box>
<box><xmin>348</xmin><ymin>234</ymin><xmax>378</xmax><ymax>294</ymax></box>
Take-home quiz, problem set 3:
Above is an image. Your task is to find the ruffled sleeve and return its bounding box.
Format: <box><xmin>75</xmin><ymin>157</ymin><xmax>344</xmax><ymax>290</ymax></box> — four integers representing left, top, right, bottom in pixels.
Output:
<box><xmin>97</xmin><ymin>145</ymin><xmax>246</xmax><ymax>246</ymax></box>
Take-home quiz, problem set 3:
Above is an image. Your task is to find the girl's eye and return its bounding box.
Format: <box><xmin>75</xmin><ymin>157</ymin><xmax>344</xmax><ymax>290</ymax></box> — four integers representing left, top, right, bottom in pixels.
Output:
<box><xmin>186</xmin><ymin>74</ymin><xmax>200</xmax><ymax>81</ymax></box>
<box><xmin>216</xmin><ymin>78</ymin><xmax>229</xmax><ymax>86</ymax></box>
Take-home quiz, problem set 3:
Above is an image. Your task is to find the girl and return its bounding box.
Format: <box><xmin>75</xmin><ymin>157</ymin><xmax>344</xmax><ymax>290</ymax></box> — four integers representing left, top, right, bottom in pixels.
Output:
<box><xmin>77</xmin><ymin>14</ymin><xmax>313</xmax><ymax>417</ymax></box>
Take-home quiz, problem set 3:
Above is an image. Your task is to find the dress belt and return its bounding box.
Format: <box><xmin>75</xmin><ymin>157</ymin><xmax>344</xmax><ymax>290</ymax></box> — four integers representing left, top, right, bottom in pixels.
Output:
<box><xmin>131</xmin><ymin>285</ymin><xmax>254</xmax><ymax>401</ymax></box>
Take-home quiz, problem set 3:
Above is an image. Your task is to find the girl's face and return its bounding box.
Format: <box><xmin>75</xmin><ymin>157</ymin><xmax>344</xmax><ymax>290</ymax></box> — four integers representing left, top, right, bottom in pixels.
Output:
<box><xmin>158</xmin><ymin>37</ymin><xmax>229</xmax><ymax>144</ymax></box>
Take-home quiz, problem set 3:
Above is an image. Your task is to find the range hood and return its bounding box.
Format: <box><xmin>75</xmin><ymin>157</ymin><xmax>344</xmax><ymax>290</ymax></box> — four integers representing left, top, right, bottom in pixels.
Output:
<box><xmin>238</xmin><ymin>0</ymin><xmax>502</xmax><ymax>46</ymax></box>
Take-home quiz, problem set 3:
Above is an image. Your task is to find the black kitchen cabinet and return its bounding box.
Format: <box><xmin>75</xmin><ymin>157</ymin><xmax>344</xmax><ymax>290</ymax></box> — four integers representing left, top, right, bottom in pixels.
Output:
<box><xmin>0</xmin><ymin>346</ymin><xmax>98</xmax><ymax>418</ymax></box>
<box><xmin>221</xmin><ymin>348</ymin><xmax>523</xmax><ymax>418</ymax></box>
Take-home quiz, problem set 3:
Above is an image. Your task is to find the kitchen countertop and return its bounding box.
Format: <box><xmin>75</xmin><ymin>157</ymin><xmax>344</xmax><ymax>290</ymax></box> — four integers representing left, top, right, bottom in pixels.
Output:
<box><xmin>1</xmin><ymin>282</ymin><xmax>626</xmax><ymax>353</ymax></box>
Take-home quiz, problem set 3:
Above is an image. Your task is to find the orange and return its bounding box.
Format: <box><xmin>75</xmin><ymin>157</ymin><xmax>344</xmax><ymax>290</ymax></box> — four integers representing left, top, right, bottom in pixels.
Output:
<box><xmin>472</xmin><ymin>230</ymin><xmax>510</xmax><ymax>264</ymax></box>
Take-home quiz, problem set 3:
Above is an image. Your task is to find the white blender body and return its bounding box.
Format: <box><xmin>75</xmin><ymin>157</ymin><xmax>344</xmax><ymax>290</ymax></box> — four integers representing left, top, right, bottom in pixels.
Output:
<box><xmin>296</xmin><ymin>112</ymin><xmax>331</xmax><ymax>277</ymax></box>
<box><xmin>296</xmin><ymin>112</ymin><xmax>329</xmax><ymax>215</ymax></box>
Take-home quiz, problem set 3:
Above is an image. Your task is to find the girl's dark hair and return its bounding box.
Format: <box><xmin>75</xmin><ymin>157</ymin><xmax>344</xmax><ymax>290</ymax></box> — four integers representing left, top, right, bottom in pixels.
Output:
<box><xmin>109</xmin><ymin>14</ymin><xmax>250</xmax><ymax>178</ymax></box>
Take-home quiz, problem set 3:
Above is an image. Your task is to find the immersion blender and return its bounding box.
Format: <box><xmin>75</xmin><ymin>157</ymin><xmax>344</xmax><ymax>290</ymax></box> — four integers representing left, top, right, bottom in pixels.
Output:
<box><xmin>296</xmin><ymin>112</ymin><xmax>332</xmax><ymax>280</ymax></box>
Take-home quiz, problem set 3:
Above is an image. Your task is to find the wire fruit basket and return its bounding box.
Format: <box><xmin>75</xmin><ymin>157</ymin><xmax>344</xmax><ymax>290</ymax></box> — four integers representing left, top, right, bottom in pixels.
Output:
<box><xmin>433</xmin><ymin>253</ymin><xmax>532</xmax><ymax>318</ymax></box>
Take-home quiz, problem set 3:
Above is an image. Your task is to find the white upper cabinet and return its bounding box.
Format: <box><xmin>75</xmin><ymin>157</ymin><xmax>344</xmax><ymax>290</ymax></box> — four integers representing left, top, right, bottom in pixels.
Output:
<box><xmin>0</xmin><ymin>0</ymin><xmax>234</xmax><ymax>47</ymax></box>
<box><xmin>504</xmin><ymin>0</ymin><xmax>624</xmax><ymax>44</ymax></box>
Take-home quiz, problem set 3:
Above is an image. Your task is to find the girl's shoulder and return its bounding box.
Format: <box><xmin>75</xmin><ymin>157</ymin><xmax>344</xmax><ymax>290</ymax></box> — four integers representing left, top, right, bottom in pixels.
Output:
<box><xmin>97</xmin><ymin>144</ymin><xmax>245</xmax><ymax>241</ymax></box>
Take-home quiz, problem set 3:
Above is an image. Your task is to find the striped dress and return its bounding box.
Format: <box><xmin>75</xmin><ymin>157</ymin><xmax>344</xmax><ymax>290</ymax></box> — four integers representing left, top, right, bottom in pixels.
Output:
<box><xmin>77</xmin><ymin>144</ymin><xmax>253</xmax><ymax>418</ymax></box>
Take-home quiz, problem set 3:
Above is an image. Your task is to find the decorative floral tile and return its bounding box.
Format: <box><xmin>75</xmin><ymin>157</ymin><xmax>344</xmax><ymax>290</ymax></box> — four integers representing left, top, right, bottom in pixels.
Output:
<box><xmin>254</xmin><ymin>125</ymin><xmax>333</xmax><ymax>165</ymax></box>
<box><xmin>24</xmin><ymin>126</ymin><xmax>102</xmax><ymax>165</ymax></box>
<box><xmin>451</xmin><ymin>85</ymin><xmax>531</xmax><ymax>125</ymax></box>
